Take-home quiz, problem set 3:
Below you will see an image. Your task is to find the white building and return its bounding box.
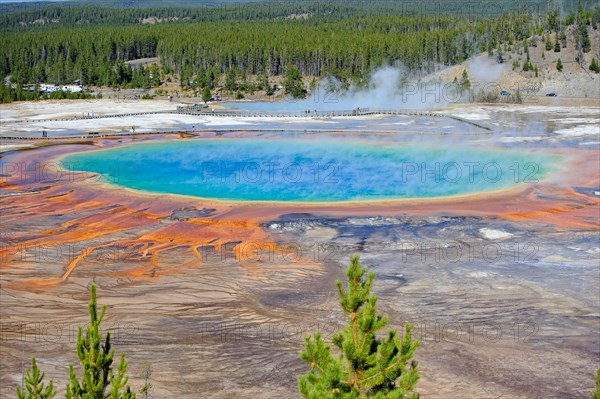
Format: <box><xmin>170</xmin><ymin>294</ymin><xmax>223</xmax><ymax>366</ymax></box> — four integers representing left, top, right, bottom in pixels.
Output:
<box><xmin>39</xmin><ymin>83</ymin><xmax>84</xmax><ymax>94</ymax></box>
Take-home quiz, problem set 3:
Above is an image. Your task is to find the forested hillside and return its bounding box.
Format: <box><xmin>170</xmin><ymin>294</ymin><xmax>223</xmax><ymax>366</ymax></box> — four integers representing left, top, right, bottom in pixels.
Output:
<box><xmin>0</xmin><ymin>0</ymin><xmax>575</xmax><ymax>18</ymax></box>
<box><xmin>0</xmin><ymin>0</ymin><xmax>598</xmax><ymax>102</ymax></box>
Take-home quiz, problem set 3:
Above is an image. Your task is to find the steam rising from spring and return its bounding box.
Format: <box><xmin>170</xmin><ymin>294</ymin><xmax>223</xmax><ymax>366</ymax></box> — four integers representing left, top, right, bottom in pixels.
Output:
<box><xmin>467</xmin><ymin>55</ymin><xmax>507</xmax><ymax>85</ymax></box>
<box><xmin>232</xmin><ymin>60</ymin><xmax>508</xmax><ymax>112</ymax></box>
<box><xmin>305</xmin><ymin>66</ymin><xmax>447</xmax><ymax>111</ymax></box>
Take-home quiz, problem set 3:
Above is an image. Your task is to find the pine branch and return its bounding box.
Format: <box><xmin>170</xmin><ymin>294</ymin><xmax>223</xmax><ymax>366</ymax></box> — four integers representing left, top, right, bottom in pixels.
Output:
<box><xmin>16</xmin><ymin>358</ymin><xmax>57</xmax><ymax>399</ymax></box>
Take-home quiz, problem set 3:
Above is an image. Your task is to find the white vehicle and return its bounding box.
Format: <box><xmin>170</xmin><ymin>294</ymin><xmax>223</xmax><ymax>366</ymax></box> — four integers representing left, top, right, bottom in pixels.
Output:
<box><xmin>61</xmin><ymin>85</ymin><xmax>83</xmax><ymax>93</ymax></box>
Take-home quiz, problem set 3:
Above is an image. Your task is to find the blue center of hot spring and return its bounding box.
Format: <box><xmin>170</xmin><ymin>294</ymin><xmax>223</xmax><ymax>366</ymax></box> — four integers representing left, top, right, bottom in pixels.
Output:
<box><xmin>61</xmin><ymin>139</ymin><xmax>554</xmax><ymax>202</ymax></box>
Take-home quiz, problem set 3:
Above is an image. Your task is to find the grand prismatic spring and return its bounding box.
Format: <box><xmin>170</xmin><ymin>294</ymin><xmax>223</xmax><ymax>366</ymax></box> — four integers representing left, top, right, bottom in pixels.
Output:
<box><xmin>59</xmin><ymin>139</ymin><xmax>557</xmax><ymax>202</ymax></box>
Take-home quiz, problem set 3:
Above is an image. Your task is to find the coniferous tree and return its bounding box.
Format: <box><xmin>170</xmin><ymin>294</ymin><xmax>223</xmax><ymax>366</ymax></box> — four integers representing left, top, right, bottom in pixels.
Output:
<box><xmin>224</xmin><ymin>68</ymin><xmax>238</xmax><ymax>93</ymax></box>
<box><xmin>138</xmin><ymin>362</ymin><xmax>153</xmax><ymax>399</ymax></box>
<box><xmin>298</xmin><ymin>256</ymin><xmax>420</xmax><ymax>399</ymax></box>
<box><xmin>522</xmin><ymin>55</ymin><xmax>532</xmax><ymax>72</ymax></box>
<box><xmin>283</xmin><ymin>64</ymin><xmax>306</xmax><ymax>98</ymax></box>
<box><xmin>554</xmin><ymin>33</ymin><xmax>561</xmax><ymax>52</ymax></box>
<box><xmin>593</xmin><ymin>368</ymin><xmax>600</xmax><ymax>399</ymax></box>
<box><xmin>0</xmin><ymin>82</ymin><xmax>14</xmax><ymax>103</ymax></box>
<box><xmin>545</xmin><ymin>34</ymin><xmax>552</xmax><ymax>51</ymax></box>
<box><xmin>65</xmin><ymin>285</ymin><xmax>135</xmax><ymax>399</ymax></box>
<box><xmin>547</xmin><ymin>9</ymin><xmax>560</xmax><ymax>31</ymax></box>
<box><xmin>556</xmin><ymin>58</ymin><xmax>563</xmax><ymax>71</ymax></box>
<box><xmin>202</xmin><ymin>86</ymin><xmax>212</xmax><ymax>103</ymax></box>
<box><xmin>560</xmin><ymin>30</ymin><xmax>567</xmax><ymax>48</ymax></box>
<box><xmin>258</xmin><ymin>72</ymin><xmax>270</xmax><ymax>92</ymax></box>
<box><xmin>576</xmin><ymin>1</ymin><xmax>592</xmax><ymax>54</ymax></box>
<box><xmin>16</xmin><ymin>358</ymin><xmax>57</xmax><ymax>399</ymax></box>
<box><xmin>580</xmin><ymin>26</ymin><xmax>591</xmax><ymax>53</ymax></box>
<box><xmin>590</xmin><ymin>58</ymin><xmax>600</xmax><ymax>73</ymax></box>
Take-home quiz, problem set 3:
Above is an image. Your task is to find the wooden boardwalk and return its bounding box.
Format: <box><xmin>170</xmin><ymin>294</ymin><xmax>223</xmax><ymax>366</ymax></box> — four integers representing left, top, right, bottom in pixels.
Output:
<box><xmin>176</xmin><ymin>106</ymin><xmax>492</xmax><ymax>130</ymax></box>
<box><xmin>176</xmin><ymin>106</ymin><xmax>442</xmax><ymax>118</ymax></box>
<box><xmin>0</xmin><ymin>106</ymin><xmax>493</xmax><ymax>139</ymax></box>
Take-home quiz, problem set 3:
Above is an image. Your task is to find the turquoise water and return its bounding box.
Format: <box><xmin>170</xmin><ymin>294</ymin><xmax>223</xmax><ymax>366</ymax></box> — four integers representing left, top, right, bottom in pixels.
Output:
<box><xmin>61</xmin><ymin>139</ymin><xmax>555</xmax><ymax>202</ymax></box>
